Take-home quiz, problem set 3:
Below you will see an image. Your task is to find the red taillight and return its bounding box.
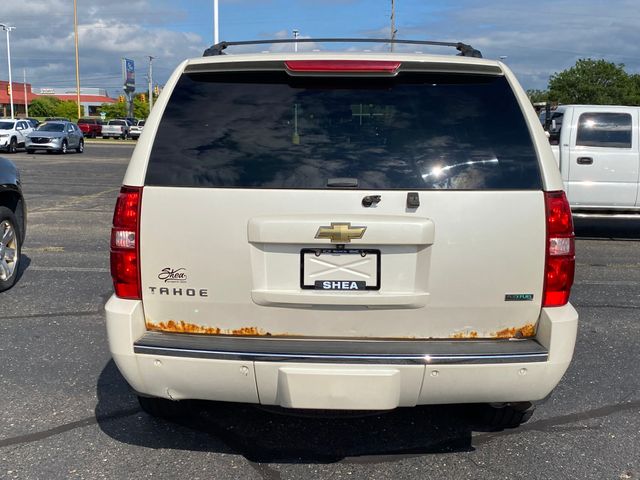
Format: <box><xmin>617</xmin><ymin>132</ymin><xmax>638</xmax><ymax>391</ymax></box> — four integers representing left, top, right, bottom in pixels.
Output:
<box><xmin>110</xmin><ymin>186</ymin><xmax>142</xmax><ymax>299</ymax></box>
<box><xmin>543</xmin><ymin>191</ymin><xmax>575</xmax><ymax>307</ymax></box>
<box><xmin>285</xmin><ymin>60</ymin><xmax>401</xmax><ymax>73</ymax></box>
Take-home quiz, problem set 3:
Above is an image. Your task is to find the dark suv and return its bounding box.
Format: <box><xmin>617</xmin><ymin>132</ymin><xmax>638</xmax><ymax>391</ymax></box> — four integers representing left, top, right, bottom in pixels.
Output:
<box><xmin>0</xmin><ymin>157</ymin><xmax>26</xmax><ymax>291</ymax></box>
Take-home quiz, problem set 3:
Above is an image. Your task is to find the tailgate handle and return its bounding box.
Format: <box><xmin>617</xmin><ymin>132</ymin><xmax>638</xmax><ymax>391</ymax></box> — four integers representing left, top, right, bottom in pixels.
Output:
<box><xmin>577</xmin><ymin>157</ymin><xmax>593</xmax><ymax>165</ymax></box>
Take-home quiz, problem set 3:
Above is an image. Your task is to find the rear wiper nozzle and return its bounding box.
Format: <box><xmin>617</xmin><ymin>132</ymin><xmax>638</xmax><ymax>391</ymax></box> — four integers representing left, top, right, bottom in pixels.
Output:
<box><xmin>327</xmin><ymin>177</ymin><xmax>358</xmax><ymax>188</ymax></box>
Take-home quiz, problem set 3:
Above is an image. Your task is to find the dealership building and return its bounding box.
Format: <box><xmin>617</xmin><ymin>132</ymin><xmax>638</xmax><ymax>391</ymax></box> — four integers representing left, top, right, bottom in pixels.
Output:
<box><xmin>0</xmin><ymin>81</ymin><xmax>116</xmax><ymax>117</ymax></box>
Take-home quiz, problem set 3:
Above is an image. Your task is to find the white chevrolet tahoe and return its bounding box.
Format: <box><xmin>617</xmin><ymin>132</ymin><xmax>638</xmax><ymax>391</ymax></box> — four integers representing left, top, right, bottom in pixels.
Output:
<box><xmin>106</xmin><ymin>39</ymin><xmax>578</xmax><ymax>428</ymax></box>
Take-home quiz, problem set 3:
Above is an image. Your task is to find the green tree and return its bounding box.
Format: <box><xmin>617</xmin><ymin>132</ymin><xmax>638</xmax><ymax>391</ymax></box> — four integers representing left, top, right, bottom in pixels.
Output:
<box><xmin>526</xmin><ymin>89</ymin><xmax>550</xmax><ymax>104</ymax></box>
<box><xmin>548</xmin><ymin>59</ymin><xmax>637</xmax><ymax>105</ymax></box>
<box><xmin>99</xmin><ymin>101</ymin><xmax>128</xmax><ymax>120</ymax></box>
<box><xmin>28</xmin><ymin>96</ymin><xmax>62</xmax><ymax>117</ymax></box>
<box><xmin>54</xmin><ymin>100</ymin><xmax>81</xmax><ymax>121</ymax></box>
<box><xmin>133</xmin><ymin>94</ymin><xmax>149</xmax><ymax>119</ymax></box>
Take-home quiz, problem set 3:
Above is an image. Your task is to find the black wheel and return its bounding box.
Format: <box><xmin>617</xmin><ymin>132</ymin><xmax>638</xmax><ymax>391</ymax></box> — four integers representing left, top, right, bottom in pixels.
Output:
<box><xmin>472</xmin><ymin>402</ymin><xmax>535</xmax><ymax>430</ymax></box>
<box><xmin>103</xmin><ymin>136</ymin><xmax>108</xmax><ymax>139</ymax></box>
<box><xmin>26</xmin><ymin>149</ymin><xmax>34</xmax><ymax>154</ymax></box>
<box><xmin>8</xmin><ymin>137</ymin><xmax>17</xmax><ymax>154</ymax></box>
<box><xmin>0</xmin><ymin>207</ymin><xmax>21</xmax><ymax>292</ymax></box>
<box><xmin>76</xmin><ymin>139</ymin><xmax>84</xmax><ymax>153</ymax></box>
<box><xmin>60</xmin><ymin>140</ymin><xmax>68</xmax><ymax>154</ymax></box>
<box><xmin>138</xmin><ymin>395</ymin><xmax>188</xmax><ymax>419</ymax></box>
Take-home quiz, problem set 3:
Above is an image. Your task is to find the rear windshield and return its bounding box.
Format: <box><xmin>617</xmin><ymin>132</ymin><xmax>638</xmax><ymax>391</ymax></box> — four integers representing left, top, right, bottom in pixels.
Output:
<box><xmin>109</xmin><ymin>120</ymin><xmax>126</xmax><ymax>126</ymax></box>
<box><xmin>146</xmin><ymin>71</ymin><xmax>541</xmax><ymax>190</ymax></box>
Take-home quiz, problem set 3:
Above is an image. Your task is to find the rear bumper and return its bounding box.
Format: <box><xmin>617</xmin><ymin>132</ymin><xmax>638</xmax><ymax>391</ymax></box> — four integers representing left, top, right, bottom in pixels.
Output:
<box><xmin>105</xmin><ymin>296</ymin><xmax>578</xmax><ymax>409</ymax></box>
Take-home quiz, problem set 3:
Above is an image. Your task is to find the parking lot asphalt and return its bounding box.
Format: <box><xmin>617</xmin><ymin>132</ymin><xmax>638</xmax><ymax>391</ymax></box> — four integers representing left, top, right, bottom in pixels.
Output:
<box><xmin>1</xmin><ymin>144</ymin><xmax>639</xmax><ymax>480</ymax></box>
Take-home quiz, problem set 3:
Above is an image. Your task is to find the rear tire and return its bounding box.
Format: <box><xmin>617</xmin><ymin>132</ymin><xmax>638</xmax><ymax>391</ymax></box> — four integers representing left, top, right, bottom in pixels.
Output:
<box><xmin>26</xmin><ymin>149</ymin><xmax>34</xmax><ymax>154</ymax></box>
<box><xmin>76</xmin><ymin>139</ymin><xmax>84</xmax><ymax>153</ymax></box>
<box><xmin>138</xmin><ymin>395</ymin><xmax>188</xmax><ymax>419</ymax></box>
<box><xmin>472</xmin><ymin>402</ymin><xmax>535</xmax><ymax>430</ymax></box>
<box><xmin>0</xmin><ymin>207</ymin><xmax>21</xmax><ymax>292</ymax></box>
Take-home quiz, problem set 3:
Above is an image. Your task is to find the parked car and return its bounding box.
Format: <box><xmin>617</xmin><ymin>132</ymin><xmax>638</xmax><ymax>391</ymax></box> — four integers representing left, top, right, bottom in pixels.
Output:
<box><xmin>129</xmin><ymin>120</ymin><xmax>145</xmax><ymax>140</ymax></box>
<box><xmin>546</xmin><ymin>105</ymin><xmax>640</xmax><ymax>212</ymax></box>
<box><xmin>102</xmin><ymin>119</ymin><xmax>130</xmax><ymax>139</ymax></box>
<box><xmin>106</xmin><ymin>39</ymin><xmax>578</xmax><ymax>428</ymax></box>
<box><xmin>25</xmin><ymin>118</ymin><xmax>40</xmax><ymax>129</ymax></box>
<box><xmin>0</xmin><ymin>119</ymin><xmax>34</xmax><ymax>153</ymax></box>
<box><xmin>25</xmin><ymin>121</ymin><xmax>84</xmax><ymax>154</ymax></box>
<box><xmin>0</xmin><ymin>156</ymin><xmax>26</xmax><ymax>292</ymax></box>
<box><xmin>44</xmin><ymin>117</ymin><xmax>71</xmax><ymax>122</ymax></box>
<box><xmin>77</xmin><ymin>118</ymin><xmax>103</xmax><ymax>138</ymax></box>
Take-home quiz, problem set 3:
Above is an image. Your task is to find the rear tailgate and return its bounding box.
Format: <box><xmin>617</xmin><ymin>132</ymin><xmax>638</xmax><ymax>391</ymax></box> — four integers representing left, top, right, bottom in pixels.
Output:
<box><xmin>140</xmin><ymin>189</ymin><xmax>544</xmax><ymax>339</ymax></box>
<box><xmin>138</xmin><ymin>62</ymin><xmax>545</xmax><ymax>340</ymax></box>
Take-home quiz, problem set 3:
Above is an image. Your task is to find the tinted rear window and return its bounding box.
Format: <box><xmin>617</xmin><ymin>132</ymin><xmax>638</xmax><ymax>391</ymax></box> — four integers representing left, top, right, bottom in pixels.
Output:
<box><xmin>146</xmin><ymin>71</ymin><xmax>541</xmax><ymax>190</ymax></box>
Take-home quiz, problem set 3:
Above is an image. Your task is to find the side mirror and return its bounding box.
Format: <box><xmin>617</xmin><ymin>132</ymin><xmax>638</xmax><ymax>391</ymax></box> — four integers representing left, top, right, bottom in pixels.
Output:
<box><xmin>16</xmin><ymin>125</ymin><xmax>23</xmax><ymax>131</ymax></box>
<box><xmin>551</xmin><ymin>119</ymin><xmax>557</xmax><ymax>131</ymax></box>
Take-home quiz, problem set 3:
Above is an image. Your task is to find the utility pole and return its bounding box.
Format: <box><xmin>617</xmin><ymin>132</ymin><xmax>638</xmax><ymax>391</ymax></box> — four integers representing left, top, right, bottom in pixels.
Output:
<box><xmin>73</xmin><ymin>0</ymin><xmax>82</xmax><ymax>118</ymax></box>
<box><xmin>390</xmin><ymin>0</ymin><xmax>397</xmax><ymax>52</ymax></box>
<box><xmin>23</xmin><ymin>69</ymin><xmax>28</xmax><ymax>117</ymax></box>
<box><xmin>147</xmin><ymin>56</ymin><xmax>155</xmax><ymax>112</ymax></box>
<box><xmin>213</xmin><ymin>0</ymin><xmax>219</xmax><ymax>44</ymax></box>
<box><xmin>0</xmin><ymin>24</ymin><xmax>15</xmax><ymax>118</ymax></box>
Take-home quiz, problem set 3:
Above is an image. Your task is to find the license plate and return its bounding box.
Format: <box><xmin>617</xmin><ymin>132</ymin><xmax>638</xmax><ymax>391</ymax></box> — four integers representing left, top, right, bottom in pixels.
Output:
<box><xmin>300</xmin><ymin>248</ymin><xmax>380</xmax><ymax>290</ymax></box>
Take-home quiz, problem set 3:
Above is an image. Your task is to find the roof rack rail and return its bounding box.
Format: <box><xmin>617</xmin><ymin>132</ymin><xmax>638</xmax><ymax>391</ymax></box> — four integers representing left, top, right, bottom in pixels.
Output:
<box><xmin>203</xmin><ymin>38</ymin><xmax>482</xmax><ymax>58</ymax></box>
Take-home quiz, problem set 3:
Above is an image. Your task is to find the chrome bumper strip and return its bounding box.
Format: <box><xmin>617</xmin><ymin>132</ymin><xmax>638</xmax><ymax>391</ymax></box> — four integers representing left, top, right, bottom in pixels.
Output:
<box><xmin>134</xmin><ymin>332</ymin><xmax>548</xmax><ymax>365</ymax></box>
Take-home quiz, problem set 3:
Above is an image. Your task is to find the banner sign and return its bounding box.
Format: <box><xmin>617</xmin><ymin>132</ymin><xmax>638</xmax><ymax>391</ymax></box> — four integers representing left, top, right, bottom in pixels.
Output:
<box><xmin>123</xmin><ymin>58</ymin><xmax>135</xmax><ymax>92</ymax></box>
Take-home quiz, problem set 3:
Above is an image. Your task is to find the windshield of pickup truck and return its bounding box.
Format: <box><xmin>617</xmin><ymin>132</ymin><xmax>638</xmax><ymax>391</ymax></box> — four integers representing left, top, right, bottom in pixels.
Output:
<box><xmin>109</xmin><ymin>120</ymin><xmax>126</xmax><ymax>126</ymax></box>
<box><xmin>37</xmin><ymin>123</ymin><xmax>65</xmax><ymax>132</ymax></box>
<box><xmin>0</xmin><ymin>121</ymin><xmax>16</xmax><ymax>130</ymax></box>
<box><xmin>147</xmin><ymin>71</ymin><xmax>541</xmax><ymax>190</ymax></box>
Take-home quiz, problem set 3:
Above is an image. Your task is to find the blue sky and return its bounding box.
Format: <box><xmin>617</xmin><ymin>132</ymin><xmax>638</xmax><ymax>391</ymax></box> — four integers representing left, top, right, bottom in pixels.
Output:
<box><xmin>2</xmin><ymin>0</ymin><xmax>640</xmax><ymax>96</ymax></box>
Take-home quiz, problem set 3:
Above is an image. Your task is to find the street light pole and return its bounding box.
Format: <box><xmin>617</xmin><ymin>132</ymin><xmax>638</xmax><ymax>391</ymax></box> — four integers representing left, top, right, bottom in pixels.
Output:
<box><xmin>73</xmin><ymin>0</ymin><xmax>82</xmax><ymax>119</ymax></box>
<box><xmin>213</xmin><ymin>0</ymin><xmax>219</xmax><ymax>44</ymax></box>
<box><xmin>0</xmin><ymin>23</ymin><xmax>15</xmax><ymax>118</ymax></box>
<box><xmin>293</xmin><ymin>29</ymin><xmax>299</xmax><ymax>53</ymax></box>
<box><xmin>23</xmin><ymin>69</ymin><xmax>28</xmax><ymax>117</ymax></box>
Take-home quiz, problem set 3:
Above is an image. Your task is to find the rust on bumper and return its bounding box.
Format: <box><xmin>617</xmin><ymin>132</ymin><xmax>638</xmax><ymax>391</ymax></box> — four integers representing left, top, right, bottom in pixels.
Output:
<box><xmin>146</xmin><ymin>320</ymin><xmax>270</xmax><ymax>336</ymax></box>
<box><xmin>450</xmin><ymin>323</ymin><xmax>536</xmax><ymax>339</ymax></box>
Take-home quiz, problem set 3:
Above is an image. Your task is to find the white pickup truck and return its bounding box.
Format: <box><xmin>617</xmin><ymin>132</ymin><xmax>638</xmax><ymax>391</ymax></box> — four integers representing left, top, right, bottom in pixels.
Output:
<box><xmin>548</xmin><ymin>105</ymin><xmax>640</xmax><ymax>212</ymax></box>
<box><xmin>102</xmin><ymin>119</ymin><xmax>131</xmax><ymax>139</ymax></box>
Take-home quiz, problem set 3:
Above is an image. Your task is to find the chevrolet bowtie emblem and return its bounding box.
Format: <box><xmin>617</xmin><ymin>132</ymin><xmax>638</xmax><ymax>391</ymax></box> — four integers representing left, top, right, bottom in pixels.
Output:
<box><xmin>315</xmin><ymin>223</ymin><xmax>367</xmax><ymax>243</ymax></box>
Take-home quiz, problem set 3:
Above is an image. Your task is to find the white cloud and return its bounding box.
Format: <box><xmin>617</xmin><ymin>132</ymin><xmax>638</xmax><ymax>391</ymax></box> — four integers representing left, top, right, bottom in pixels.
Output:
<box><xmin>2</xmin><ymin>0</ymin><xmax>205</xmax><ymax>95</ymax></box>
<box><xmin>392</xmin><ymin>0</ymin><xmax>640</xmax><ymax>88</ymax></box>
<box><xmin>2</xmin><ymin>0</ymin><xmax>638</xmax><ymax>93</ymax></box>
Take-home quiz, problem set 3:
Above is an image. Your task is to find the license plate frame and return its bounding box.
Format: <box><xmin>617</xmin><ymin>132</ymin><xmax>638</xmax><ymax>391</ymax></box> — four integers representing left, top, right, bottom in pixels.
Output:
<box><xmin>300</xmin><ymin>248</ymin><xmax>381</xmax><ymax>291</ymax></box>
